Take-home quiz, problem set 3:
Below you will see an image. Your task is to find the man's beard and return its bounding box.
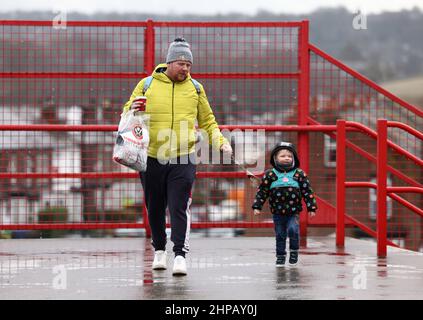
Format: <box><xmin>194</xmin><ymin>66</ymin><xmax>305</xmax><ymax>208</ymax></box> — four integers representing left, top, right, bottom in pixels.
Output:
<box><xmin>176</xmin><ymin>73</ymin><xmax>187</xmax><ymax>81</ymax></box>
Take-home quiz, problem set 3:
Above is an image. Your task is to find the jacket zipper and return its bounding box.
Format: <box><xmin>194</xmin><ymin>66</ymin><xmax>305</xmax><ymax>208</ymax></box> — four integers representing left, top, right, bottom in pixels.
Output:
<box><xmin>169</xmin><ymin>82</ymin><xmax>175</xmax><ymax>161</ymax></box>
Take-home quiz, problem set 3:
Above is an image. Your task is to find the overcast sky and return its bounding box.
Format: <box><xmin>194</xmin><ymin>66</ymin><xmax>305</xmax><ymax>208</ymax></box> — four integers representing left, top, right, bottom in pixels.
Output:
<box><xmin>1</xmin><ymin>0</ymin><xmax>423</xmax><ymax>15</ymax></box>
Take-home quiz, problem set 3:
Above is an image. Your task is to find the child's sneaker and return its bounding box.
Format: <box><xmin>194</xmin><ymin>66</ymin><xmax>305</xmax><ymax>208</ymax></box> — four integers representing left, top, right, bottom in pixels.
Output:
<box><xmin>289</xmin><ymin>251</ymin><xmax>298</xmax><ymax>266</ymax></box>
<box><xmin>276</xmin><ymin>255</ymin><xmax>286</xmax><ymax>267</ymax></box>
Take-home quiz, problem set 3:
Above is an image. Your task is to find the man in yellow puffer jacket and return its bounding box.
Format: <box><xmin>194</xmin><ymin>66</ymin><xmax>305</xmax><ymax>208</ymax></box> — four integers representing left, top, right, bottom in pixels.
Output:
<box><xmin>122</xmin><ymin>38</ymin><xmax>232</xmax><ymax>276</ymax></box>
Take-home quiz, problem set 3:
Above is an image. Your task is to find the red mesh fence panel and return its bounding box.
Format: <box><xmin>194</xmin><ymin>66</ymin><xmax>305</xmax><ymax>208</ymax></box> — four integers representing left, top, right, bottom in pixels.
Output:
<box><xmin>0</xmin><ymin>21</ymin><xmax>304</xmax><ymax>235</ymax></box>
<box><xmin>0</xmin><ymin>20</ymin><xmax>420</xmax><ymax>252</ymax></box>
<box><xmin>0</xmin><ymin>22</ymin><xmax>146</xmax><ymax>230</ymax></box>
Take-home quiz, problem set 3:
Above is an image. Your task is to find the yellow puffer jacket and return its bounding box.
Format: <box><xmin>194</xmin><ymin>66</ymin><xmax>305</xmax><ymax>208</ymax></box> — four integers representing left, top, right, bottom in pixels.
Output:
<box><xmin>123</xmin><ymin>63</ymin><xmax>228</xmax><ymax>160</ymax></box>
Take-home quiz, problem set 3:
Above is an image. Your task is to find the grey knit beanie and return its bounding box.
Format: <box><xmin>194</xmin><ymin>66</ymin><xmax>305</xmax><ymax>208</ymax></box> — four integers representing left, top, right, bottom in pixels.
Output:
<box><xmin>166</xmin><ymin>37</ymin><xmax>193</xmax><ymax>64</ymax></box>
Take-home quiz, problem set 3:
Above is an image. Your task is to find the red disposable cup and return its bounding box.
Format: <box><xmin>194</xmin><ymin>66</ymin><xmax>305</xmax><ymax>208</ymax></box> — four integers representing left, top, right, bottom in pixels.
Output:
<box><xmin>133</xmin><ymin>96</ymin><xmax>147</xmax><ymax>111</ymax></box>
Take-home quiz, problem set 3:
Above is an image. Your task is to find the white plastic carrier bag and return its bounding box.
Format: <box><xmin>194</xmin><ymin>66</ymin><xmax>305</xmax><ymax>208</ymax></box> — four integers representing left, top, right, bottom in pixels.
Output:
<box><xmin>112</xmin><ymin>110</ymin><xmax>149</xmax><ymax>172</ymax></box>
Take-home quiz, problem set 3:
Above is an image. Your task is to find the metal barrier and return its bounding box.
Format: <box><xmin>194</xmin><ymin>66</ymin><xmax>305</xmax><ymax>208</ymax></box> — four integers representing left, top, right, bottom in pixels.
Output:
<box><xmin>310</xmin><ymin>43</ymin><xmax>422</xmax><ymax>253</ymax></box>
<box><xmin>336</xmin><ymin>119</ymin><xmax>423</xmax><ymax>257</ymax></box>
<box><xmin>0</xmin><ymin>123</ymin><xmax>335</xmax><ymax>233</ymax></box>
<box><xmin>0</xmin><ymin>19</ymin><xmax>422</xmax><ymax>253</ymax></box>
<box><xmin>0</xmin><ymin>20</ymin><xmax>312</xmax><ymax>237</ymax></box>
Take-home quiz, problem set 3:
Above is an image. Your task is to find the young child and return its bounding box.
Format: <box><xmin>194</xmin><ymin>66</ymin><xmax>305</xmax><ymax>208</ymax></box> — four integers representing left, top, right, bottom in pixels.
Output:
<box><xmin>252</xmin><ymin>142</ymin><xmax>317</xmax><ymax>267</ymax></box>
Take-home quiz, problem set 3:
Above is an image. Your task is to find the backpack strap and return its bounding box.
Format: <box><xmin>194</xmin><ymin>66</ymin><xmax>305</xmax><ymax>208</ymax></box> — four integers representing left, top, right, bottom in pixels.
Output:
<box><xmin>190</xmin><ymin>78</ymin><xmax>201</xmax><ymax>94</ymax></box>
<box><xmin>143</xmin><ymin>76</ymin><xmax>201</xmax><ymax>95</ymax></box>
<box><xmin>142</xmin><ymin>76</ymin><xmax>153</xmax><ymax>95</ymax></box>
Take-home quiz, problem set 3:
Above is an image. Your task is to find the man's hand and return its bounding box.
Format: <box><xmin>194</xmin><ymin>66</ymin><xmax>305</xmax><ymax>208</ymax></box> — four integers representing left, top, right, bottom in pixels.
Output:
<box><xmin>220</xmin><ymin>143</ymin><xmax>233</xmax><ymax>155</ymax></box>
<box><xmin>130</xmin><ymin>96</ymin><xmax>147</xmax><ymax>112</ymax></box>
<box><xmin>254</xmin><ymin>209</ymin><xmax>262</xmax><ymax>216</ymax></box>
<box><xmin>308</xmin><ymin>211</ymin><xmax>316</xmax><ymax>218</ymax></box>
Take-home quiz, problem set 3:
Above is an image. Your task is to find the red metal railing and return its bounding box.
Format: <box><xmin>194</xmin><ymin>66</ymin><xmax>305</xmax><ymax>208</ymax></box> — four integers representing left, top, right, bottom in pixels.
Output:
<box><xmin>310</xmin><ymin>41</ymin><xmax>422</xmax><ymax>253</ymax></box>
<box><xmin>1</xmin><ymin>19</ymin><xmax>422</xmax><ymax>253</ymax></box>
<box><xmin>0</xmin><ymin>124</ymin><xmax>336</xmax><ymax>232</ymax></box>
<box><xmin>0</xmin><ymin>20</ymin><xmax>312</xmax><ymax>239</ymax></box>
<box><xmin>336</xmin><ymin>119</ymin><xmax>423</xmax><ymax>257</ymax></box>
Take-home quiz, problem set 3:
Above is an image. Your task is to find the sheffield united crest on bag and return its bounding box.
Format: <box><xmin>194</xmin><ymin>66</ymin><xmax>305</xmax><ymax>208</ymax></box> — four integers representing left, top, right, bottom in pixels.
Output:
<box><xmin>112</xmin><ymin>110</ymin><xmax>149</xmax><ymax>172</ymax></box>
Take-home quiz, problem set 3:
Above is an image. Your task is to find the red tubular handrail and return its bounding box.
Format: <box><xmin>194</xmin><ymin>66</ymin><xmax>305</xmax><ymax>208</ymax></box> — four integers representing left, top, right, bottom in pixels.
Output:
<box><xmin>152</xmin><ymin>21</ymin><xmax>304</xmax><ymax>28</ymax></box>
<box><xmin>0</xmin><ymin>222</ymin><xmax>275</xmax><ymax>231</ymax></box>
<box><xmin>0</xmin><ymin>72</ymin><xmax>147</xmax><ymax>79</ymax></box>
<box><xmin>0</xmin><ymin>172</ymin><xmax>137</xmax><ymax>179</ymax></box>
<box><xmin>309</xmin><ymin>117</ymin><xmax>422</xmax><ymax>189</ymax></box>
<box><xmin>0</xmin><ymin>20</ymin><xmax>148</xmax><ymax>27</ymax></box>
<box><xmin>0</xmin><ymin>72</ymin><xmax>300</xmax><ymax>80</ymax></box>
<box><xmin>388</xmin><ymin>193</ymin><xmax>423</xmax><ymax>218</ymax></box>
<box><xmin>345</xmin><ymin>182</ymin><xmax>376</xmax><ymax>189</ymax></box>
<box><xmin>343</xmin><ymin>214</ymin><xmax>399</xmax><ymax>248</ymax></box>
<box><xmin>346</xmin><ymin>121</ymin><xmax>422</xmax><ymax>167</ymax></box>
<box><xmin>345</xmin><ymin>182</ymin><xmax>423</xmax><ymax>217</ymax></box>
<box><xmin>194</xmin><ymin>73</ymin><xmax>300</xmax><ymax>79</ymax></box>
<box><xmin>0</xmin><ymin>20</ymin><xmax>304</xmax><ymax>28</ymax></box>
<box><xmin>388</xmin><ymin>187</ymin><xmax>423</xmax><ymax>194</ymax></box>
<box><xmin>309</xmin><ymin>44</ymin><xmax>423</xmax><ymax>118</ymax></box>
<box><xmin>388</xmin><ymin>121</ymin><xmax>423</xmax><ymax>140</ymax></box>
<box><xmin>219</xmin><ymin>125</ymin><xmax>336</xmax><ymax>131</ymax></box>
<box><xmin>0</xmin><ymin>172</ymin><xmax>256</xmax><ymax>179</ymax></box>
<box><xmin>0</xmin><ymin>124</ymin><xmax>337</xmax><ymax>132</ymax></box>
<box><xmin>0</xmin><ymin>223</ymin><xmax>146</xmax><ymax>230</ymax></box>
<box><xmin>345</xmin><ymin>183</ymin><xmax>423</xmax><ymax>194</ymax></box>
<box><xmin>0</xmin><ymin>124</ymin><xmax>117</xmax><ymax>132</ymax></box>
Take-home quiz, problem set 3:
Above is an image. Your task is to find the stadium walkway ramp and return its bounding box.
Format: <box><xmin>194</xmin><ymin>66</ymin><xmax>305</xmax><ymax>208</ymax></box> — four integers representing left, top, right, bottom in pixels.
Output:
<box><xmin>1</xmin><ymin>236</ymin><xmax>422</xmax><ymax>300</ymax></box>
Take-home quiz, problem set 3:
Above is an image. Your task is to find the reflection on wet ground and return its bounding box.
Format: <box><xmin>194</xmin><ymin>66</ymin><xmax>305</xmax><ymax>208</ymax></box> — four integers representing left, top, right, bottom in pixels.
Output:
<box><xmin>0</xmin><ymin>236</ymin><xmax>422</xmax><ymax>299</ymax></box>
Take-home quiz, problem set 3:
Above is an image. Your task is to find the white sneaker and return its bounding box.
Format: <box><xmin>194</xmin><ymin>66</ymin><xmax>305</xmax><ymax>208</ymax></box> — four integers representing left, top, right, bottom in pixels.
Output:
<box><xmin>172</xmin><ymin>255</ymin><xmax>187</xmax><ymax>276</ymax></box>
<box><xmin>152</xmin><ymin>250</ymin><xmax>167</xmax><ymax>270</ymax></box>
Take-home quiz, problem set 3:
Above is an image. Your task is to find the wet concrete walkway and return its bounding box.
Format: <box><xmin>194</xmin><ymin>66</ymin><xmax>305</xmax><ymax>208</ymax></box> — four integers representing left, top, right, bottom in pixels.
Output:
<box><xmin>0</xmin><ymin>236</ymin><xmax>422</xmax><ymax>300</ymax></box>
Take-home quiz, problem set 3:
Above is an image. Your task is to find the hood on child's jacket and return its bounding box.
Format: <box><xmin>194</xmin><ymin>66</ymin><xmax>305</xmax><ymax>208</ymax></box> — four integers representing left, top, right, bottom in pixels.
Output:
<box><xmin>270</xmin><ymin>142</ymin><xmax>300</xmax><ymax>170</ymax></box>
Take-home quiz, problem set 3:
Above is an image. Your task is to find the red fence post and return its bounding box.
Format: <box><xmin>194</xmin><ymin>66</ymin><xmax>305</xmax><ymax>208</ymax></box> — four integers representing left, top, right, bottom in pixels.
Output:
<box><xmin>143</xmin><ymin>19</ymin><xmax>155</xmax><ymax>237</ymax></box>
<box><xmin>336</xmin><ymin>120</ymin><xmax>346</xmax><ymax>247</ymax></box>
<box><xmin>298</xmin><ymin>20</ymin><xmax>310</xmax><ymax>247</ymax></box>
<box><xmin>377</xmin><ymin>119</ymin><xmax>388</xmax><ymax>257</ymax></box>
<box><xmin>144</xmin><ymin>19</ymin><xmax>155</xmax><ymax>75</ymax></box>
